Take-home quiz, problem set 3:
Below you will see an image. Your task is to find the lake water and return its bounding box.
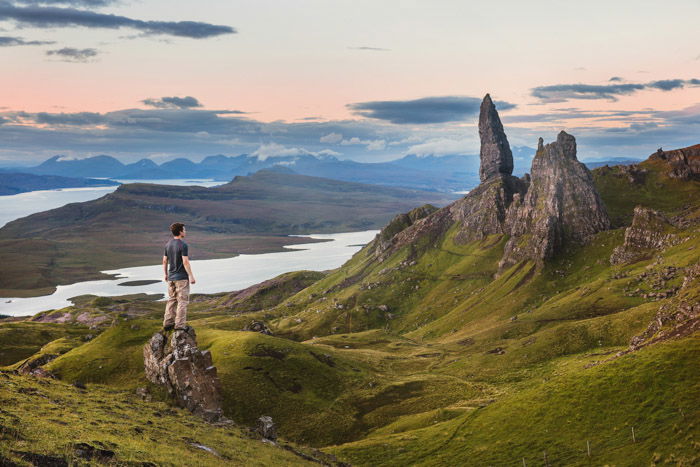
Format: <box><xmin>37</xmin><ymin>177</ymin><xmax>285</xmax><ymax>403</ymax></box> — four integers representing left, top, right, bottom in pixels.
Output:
<box><xmin>0</xmin><ymin>179</ymin><xmax>222</xmax><ymax>228</ymax></box>
<box><xmin>0</xmin><ymin>230</ymin><xmax>378</xmax><ymax>317</ymax></box>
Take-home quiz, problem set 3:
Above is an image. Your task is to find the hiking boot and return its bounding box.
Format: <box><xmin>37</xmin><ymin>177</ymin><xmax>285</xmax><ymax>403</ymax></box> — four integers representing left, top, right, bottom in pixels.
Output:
<box><xmin>162</xmin><ymin>324</ymin><xmax>174</xmax><ymax>332</ymax></box>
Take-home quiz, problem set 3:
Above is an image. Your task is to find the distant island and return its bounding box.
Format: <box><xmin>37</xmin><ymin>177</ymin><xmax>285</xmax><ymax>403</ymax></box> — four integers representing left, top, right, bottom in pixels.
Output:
<box><xmin>0</xmin><ymin>172</ymin><xmax>118</xmax><ymax>196</ymax></box>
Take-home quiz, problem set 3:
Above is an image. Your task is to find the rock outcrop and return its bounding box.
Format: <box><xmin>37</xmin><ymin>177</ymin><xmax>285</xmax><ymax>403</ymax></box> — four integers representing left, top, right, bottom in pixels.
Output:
<box><xmin>610</xmin><ymin>206</ymin><xmax>680</xmax><ymax>265</ymax></box>
<box><xmin>650</xmin><ymin>144</ymin><xmax>700</xmax><ymax>179</ymax></box>
<box><xmin>369</xmin><ymin>94</ymin><xmax>611</xmax><ymax>272</ymax></box>
<box><xmin>500</xmin><ymin>132</ymin><xmax>611</xmax><ymax>270</ymax></box>
<box><xmin>143</xmin><ymin>327</ymin><xmax>225</xmax><ymax>423</ymax></box>
<box><xmin>478</xmin><ymin>94</ymin><xmax>514</xmax><ymax>182</ymax></box>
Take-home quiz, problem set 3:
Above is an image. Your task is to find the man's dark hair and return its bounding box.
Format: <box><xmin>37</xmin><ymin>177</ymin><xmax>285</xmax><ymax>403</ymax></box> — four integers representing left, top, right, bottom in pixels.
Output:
<box><xmin>170</xmin><ymin>222</ymin><xmax>185</xmax><ymax>236</ymax></box>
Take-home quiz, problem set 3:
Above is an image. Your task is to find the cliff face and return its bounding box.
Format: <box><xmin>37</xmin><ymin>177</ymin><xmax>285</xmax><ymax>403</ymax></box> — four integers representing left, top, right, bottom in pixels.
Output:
<box><xmin>500</xmin><ymin>132</ymin><xmax>610</xmax><ymax>270</ymax></box>
<box><xmin>371</xmin><ymin>94</ymin><xmax>610</xmax><ymax>271</ymax></box>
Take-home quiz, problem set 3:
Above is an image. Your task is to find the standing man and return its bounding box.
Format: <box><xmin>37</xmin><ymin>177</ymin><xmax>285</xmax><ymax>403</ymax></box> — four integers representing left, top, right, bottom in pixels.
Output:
<box><xmin>162</xmin><ymin>222</ymin><xmax>196</xmax><ymax>332</ymax></box>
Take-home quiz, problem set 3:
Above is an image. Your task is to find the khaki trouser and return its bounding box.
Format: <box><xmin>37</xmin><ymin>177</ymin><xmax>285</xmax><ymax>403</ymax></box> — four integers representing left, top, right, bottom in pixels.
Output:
<box><xmin>163</xmin><ymin>279</ymin><xmax>190</xmax><ymax>329</ymax></box>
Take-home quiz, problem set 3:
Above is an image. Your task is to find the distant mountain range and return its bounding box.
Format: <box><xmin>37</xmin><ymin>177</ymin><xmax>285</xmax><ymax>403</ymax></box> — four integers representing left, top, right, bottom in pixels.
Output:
<box><xmin>0</xmin><ymin>149</ymin><xmax>640</xmax><ymax>193</ymax></box>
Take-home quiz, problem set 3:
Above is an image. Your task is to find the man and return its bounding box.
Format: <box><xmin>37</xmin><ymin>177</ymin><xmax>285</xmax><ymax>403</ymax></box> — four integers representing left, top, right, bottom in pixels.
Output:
<box><xmin>162</xmin><ymin>222</ymin><xmax>196</xmax><ymax>332</ymax></box>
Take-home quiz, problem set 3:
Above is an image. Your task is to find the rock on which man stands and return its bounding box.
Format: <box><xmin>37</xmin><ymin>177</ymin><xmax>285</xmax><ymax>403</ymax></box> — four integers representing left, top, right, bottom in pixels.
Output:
<box><xmin>143</xmin><ymin>326</ymin><xmax>226</xmax><ymax>423</ymax></box>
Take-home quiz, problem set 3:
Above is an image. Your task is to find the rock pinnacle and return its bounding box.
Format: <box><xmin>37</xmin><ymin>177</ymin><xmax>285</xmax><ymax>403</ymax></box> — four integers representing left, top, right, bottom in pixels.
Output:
<box><xmin>478</xmin><ymin>94</ymin><xmax>514</xmax><ymax>182</ymax></box>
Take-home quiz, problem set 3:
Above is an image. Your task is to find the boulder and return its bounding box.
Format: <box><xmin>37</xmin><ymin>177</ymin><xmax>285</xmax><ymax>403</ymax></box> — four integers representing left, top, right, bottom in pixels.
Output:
<box><xmin>256</xmin><ymin>416</ymin><xmax>277</xmax><ymax>440</ymax></box>
<box><xmin>143</xmin><ymin>326</ymin><xmax>225</xmax><ymax>423</ymax></box>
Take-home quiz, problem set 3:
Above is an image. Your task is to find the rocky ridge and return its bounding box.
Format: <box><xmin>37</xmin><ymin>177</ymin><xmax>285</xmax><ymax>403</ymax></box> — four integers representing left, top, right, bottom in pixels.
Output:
<box><xmin>650</xmin><ymin>144</ymin><xmax>700</xmax><ymax>179</ymax></box>
<box><xmin>610</xmin><ymin>206</ymin><xmax>682</xmax><ymax>265</ymax></box>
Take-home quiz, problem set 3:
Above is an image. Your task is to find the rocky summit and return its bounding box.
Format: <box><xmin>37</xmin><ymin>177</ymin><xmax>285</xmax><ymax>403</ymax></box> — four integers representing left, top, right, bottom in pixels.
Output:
<box><xmin>478</xmin><ymin>93</ymin><xmax>514</xmax><ymax>182</ymax></box>
<box><xmin>143</xmin><ymin>326</ymin><xmax>225</xmax><ymax>423</ymax></box>
<box><xmin>372</xmin><ymin>95</ymin><xmax>610</xmax><ymax>272</ymax></box>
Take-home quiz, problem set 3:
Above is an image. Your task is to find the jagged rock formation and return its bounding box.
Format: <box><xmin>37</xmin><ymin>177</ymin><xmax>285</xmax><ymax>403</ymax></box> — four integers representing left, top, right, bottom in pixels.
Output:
<box><xmin>371</xmin><ymin>204</ymin><xmax>439</xmax><ymax>260</ymax></box>
<box><xmin>479</xmin><ymin>94</ymin><xmax>514</xmax><ymax>182</ymax></box>
<box><xmin>500</xmin><ymin>132</ymin><xmax>611</xmax><ymax>270</ymax></box>
<box><xmin>650</xmin><ymin>144</ymin><xmax>700</xmax><ymax>179</ymax></box>
<box><xmin>368</xmin><ymin>95</ymin><xmax>610</xmax><ymax>272</ymax></box>
<box><xmin>610</xmin><ymin>206</ymin><xmax>681</xmax><ymax>265</ymax></box>
<box><xmin>143</xmin><ymin>327</ymin><xmax>225</xmax><ymax>423</ymax></box>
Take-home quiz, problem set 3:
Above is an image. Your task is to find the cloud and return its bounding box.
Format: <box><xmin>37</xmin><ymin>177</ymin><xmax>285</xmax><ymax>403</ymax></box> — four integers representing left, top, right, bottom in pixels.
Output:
<box><xmin>339</xmin><ymin>136</ymin><xmax>386</xmax><ymax>151</ymax></box>
<box><xmin>348</xmin><ymin>46</ymin><xmax>390</xmax><ymax>51</ymax></box>
<box><xmin>608</xmin><ymin>76</ymin><xmax>623</xmax><ymax>82</ymax></box>
<box><xmin>347</xmin><ymin>96</ymin><xmax>516</xmax><ymax>124</ymax></box>
<box><xmin>0</xmin><ymin>2</ymin><xmax>236</xmax><ymax>39</ymax></box>
<box><xmin>35</xmin><ymin>111</ymin><xmax>104</xmax><ymax>124</ymax></box>
<box><xmin>45</xmin><ymin>46</ymin><xmax>98</xmax><ymax>62</ymax></box>
<box><xmin>532</xmin><ymin>78</ymin><xmax>700</xmax><ymax>102</ymax></box>
<box><xmin>647</xmin><ymin>79</ymin><xmax>685</xmax><ymax>91</ymax></box>
<box><xmin>319</xmin><ymin>132</ymin><xmax>343</xmax><ymax>143</ymax></box>
<box><xmin>405</xmin><ymin>138</ymin><xmax>474</xmax><ymax>157</ymax></box>
<box><xmin>0</xmin><ymin>34</ymin><xmax>53</xmax><ymax>46</ymax></box>
<box><xmin>16</xmin><ymin>0</ymin><xmax>117</xmax><ymax>6</ymax></box>
<box><xmin>251</xmin><ymin>143</ymin><xmax>342</xmax><ymax>161</ymax></box>
<box><xmin>143</xmin><ymin>96</ymin><xmax>203</xmax><ymax>109</ymax></box>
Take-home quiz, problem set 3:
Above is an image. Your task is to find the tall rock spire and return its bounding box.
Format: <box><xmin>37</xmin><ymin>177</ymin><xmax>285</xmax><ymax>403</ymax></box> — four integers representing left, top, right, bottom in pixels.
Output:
<box><xmin>478</xmin><ymin>94</ymin><xmax>514</xmax><ymax>182</ymax></box>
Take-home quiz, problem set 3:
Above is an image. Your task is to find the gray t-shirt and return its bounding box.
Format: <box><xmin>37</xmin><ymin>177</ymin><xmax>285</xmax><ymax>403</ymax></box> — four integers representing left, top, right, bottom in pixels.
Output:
<box><xmin>165</xmin><ymin>238</ymin><xmax>189</xmax><ymax>281</ymax></box>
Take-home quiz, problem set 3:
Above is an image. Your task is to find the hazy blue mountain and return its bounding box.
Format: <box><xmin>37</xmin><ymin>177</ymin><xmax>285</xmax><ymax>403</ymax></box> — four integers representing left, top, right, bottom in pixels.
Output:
<box><xmin>8</xmin><ymin>151</ymin><xmax>528</xmax><ymax>192</ymax></box>
<box><xmin>30</xmin><ymin>155</ymin><xmax>125</xmax><ymax>178</ymax></box>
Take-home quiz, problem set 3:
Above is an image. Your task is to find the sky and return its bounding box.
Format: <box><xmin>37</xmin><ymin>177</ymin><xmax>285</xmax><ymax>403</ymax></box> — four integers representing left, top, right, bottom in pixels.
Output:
<box><xmin>0</xmin><ymin>0</ymin><xmax>699</xmax><ymax>166</ymax></box>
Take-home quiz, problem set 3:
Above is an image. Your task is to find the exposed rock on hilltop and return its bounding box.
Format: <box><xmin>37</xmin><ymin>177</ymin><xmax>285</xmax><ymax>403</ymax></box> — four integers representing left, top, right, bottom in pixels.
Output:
<box><xmin>650</xmin><ymin>144</ymin><xmax>700</xmax><ymax>179</ymax></box>
<box><xmin>610</xmin><ymin>206</ymin><xmax>681</xmax><ymax>265</ymax></box>
<box><xmin>479</xmin><ymin>94</ymin><xmax>514</xmax><ymax>182</ymax></box>
<box><xmin>143</xmin><ymin>327</ymin><xmax>226</xmax><ymax>423</ymax></box>
<box><xmin>500</xmin><ymin>132</ymin><xmax>611</xmax><ymax>270</ymax></box>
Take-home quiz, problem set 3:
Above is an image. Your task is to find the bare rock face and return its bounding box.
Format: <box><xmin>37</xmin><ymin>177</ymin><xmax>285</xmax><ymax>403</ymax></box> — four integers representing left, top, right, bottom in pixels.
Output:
<box><xmin>143</xmin><ymin>327</ymin><xmax>225</xmax><ymax>423</ymax></box>
<box><xmin>650</xmin><ymin>144</ymin><xmax>700</xmax><ymax>179</ymax></box>
<box><xmin>451</xmin><ymin>174</ymin><xmax>528</xmax><ymax>244</ymax></box>
<box><xmin>610</xmin><ymin>206</ymin><xmax>680</xmax><ymax>265</ymax></box>
<box><xmin>500</xmin><ymin>132</ymin><xmax>610</xmax><ymax>270</ymax></box>
<box><xmin>479</xmin><ymin>94</ymin><xmax>514</xmax><ymax>182</ymax></box>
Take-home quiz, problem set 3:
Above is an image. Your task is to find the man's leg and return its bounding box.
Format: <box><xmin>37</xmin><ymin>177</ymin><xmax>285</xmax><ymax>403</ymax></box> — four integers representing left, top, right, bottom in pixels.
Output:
<box><xmin>174</xmin><ymin>279</ymin><xmax>190</xmax><ymax>329</ymax></box>
<box><xmin>163</xmin><ymin>281</ymin><xmax>178</xmax><ymax>329</ymax></box>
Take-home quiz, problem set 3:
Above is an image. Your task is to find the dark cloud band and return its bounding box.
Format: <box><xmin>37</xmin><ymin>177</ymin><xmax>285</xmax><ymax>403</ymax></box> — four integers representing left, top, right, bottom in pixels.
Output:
<box><xmin>347</xmin><ymin>96</ymin><xmax>516</xmax><ymax>124</ymax></box>
<box><xmin>532</xmin><ymin>79</ymin><xmax>700</xmax><ymax>102</ymax></box>
<box><xmin>0</xmin><ymin>2</ymin><xmax>236</xmax><ymax>39</ymax></box>
<box><xmin>46</xmin><ymin>47</ymin><xmax>98</xmax><ymax>61</ymax></box>
<box><xmin>143</xmin><ymin>96</ymin><xmax>203</xmax><ymax>109</ymax></box>
<box><xmin>0</xmin><ymin>34</ymin><xmax>53</xmax><ymax>46</ymax></box>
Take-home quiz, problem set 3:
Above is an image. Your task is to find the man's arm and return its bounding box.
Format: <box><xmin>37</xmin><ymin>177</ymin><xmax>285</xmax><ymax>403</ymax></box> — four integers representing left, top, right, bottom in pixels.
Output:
<box><xmin>162</xmin><ymin>255</ymin><xmax>168</xmax><ymax>282</ymax></box>
<box><xmin>182</xmin><ymin>256</ymin><xmax>196</xmax><ymax>284</ymax></box>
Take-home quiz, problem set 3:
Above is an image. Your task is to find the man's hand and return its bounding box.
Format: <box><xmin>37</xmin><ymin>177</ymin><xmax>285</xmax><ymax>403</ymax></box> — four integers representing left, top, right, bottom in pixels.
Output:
<box><xmin>164</xmin><ymin>275</ymin><xmax>168</xmax><ymax>282</ymax></box>
<box><xmin>190</xmin><ymin>277</ymin><xmax>197</xmax><ymax>285</ymax></box>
